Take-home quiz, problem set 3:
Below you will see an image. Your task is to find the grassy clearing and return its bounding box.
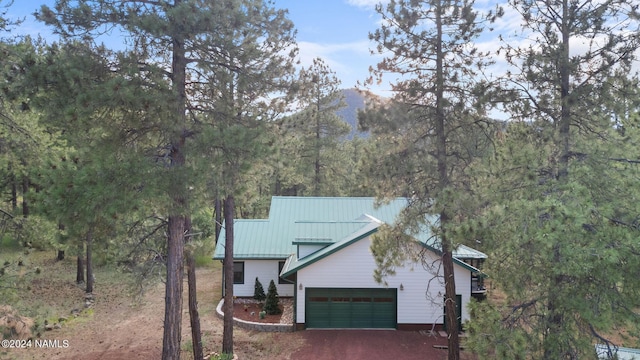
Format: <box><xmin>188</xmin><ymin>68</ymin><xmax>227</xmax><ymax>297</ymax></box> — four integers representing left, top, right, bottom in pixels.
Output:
<box><xmin>0</xmin><ymin>247</ymin><xmax>135</xmax><ymax>337</ymax></box>
<box><xmin>2</xmin><ymin>240</ymin><xmax>305</xmax><ymax>360</ymax></box>
<box><xmin>195</xmin><ymin>253</ymin><xmax>215</xmax><ymax>267</ymax></box>
<box><xmin>0</xmin><ymin>236</ymin><xmax>217</xmax><ymax>327</ymax></box>
<box><xmin>0</xmin><ymin>235</ymin><xmax>21</xmax><ymax>250</ymax></box>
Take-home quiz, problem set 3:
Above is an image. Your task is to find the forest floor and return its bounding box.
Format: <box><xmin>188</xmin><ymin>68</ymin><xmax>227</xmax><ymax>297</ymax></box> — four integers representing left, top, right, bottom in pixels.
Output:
<box><xmin>0</xmin><ymin>251</ymin><xmax>306</xmax><ymax>360</ymax></box>
<box><xmin>1</xmin><ymin>249</ymin><xmax>636</xmax><ymax>359</ymax></box>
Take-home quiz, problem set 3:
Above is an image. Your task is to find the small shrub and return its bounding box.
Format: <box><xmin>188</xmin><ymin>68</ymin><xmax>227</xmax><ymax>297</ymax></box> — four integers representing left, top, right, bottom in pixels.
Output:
<box><xmin>0</xmin><ymin>235</ymin><xmax>20</xmax><ymax>250</ymax></box>
<box><xmin>263</xmin><ymin>280</ymin><xmax>281</xmax><ymax>315</ymax></box>
<box><xmin>194</xmin><ymin>254</ymin><xmax>213</xmax><ymax>267</ymax></box>
<box><xmin>210</xmin><ymin>353</ymin><xmax>234</xmax><ymax>360</ymax></box>
<box><xmin>14</xmin><ymin>216</ymin><xmax>58</xmax><ymax>251</ymax></box>
<box><xmin>181</xmin><ymin>339</ymin><xmax>193</xmax><ymax>352</ymax></box>
<box><xmin>253</xmin><ymin>277</ymin><xmax>266</xmax><ymax>301</ymax></box>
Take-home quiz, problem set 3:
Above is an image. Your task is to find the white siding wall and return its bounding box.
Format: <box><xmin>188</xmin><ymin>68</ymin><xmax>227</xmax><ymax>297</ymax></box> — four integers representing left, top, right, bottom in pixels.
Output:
<box><xmin>296</xmin><ymin>236</ymin><xmax>472</xmax><ymax>325</ymax></box>
<box><xmin>298</xmin><ymin>244</ymin><xmax>325</xmax><ymax>259</ymax></box>
<box><xmin>233</xmin><ymin>260</ymin><xmax>294</xmax><ymax>297</ymax></box>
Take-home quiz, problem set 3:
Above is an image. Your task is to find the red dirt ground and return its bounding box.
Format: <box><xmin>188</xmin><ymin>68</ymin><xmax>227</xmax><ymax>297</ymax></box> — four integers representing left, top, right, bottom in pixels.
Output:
<box><xmin>4</xmin><ymin>260</ymin><xmax>476</xmax><ymax>360</ymax></box>
<box><xmin>292</xmin><ymin>330</ymin><xmax>476</xmax><ymax>360</ymax></box>
<box><xmin>232</xmin><ymin>301</ymin><xmax>283</xmax><ymax>323</ymax></box>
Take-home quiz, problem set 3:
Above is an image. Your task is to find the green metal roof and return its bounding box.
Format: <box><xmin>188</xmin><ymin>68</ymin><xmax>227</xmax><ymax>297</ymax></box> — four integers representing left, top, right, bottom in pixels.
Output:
<box><xmin>213</xmin><ymin>197</ymin><xmax>487</xmax><ymax>268</ymax></box>
<box><xmin>213</xmin><ymin>197</ymin><xmax>408</xmax><ymax>260</ymax></box>
<box><xmin>596</xmin><ymin>344</ymin><xmax>640</xmax><ymax>359</ymax></box>
<box><xmin>454</xmin><ymin>244</ymin><xmax>487</xmax><ymax>259</ymax></box>
<box><xmin>269</xmin><ymin>196</ymin><xmax>407</xmax><ymax>224</ymax></box>
<box><xmin>294</xmin><ymin>220</ymin><xmax>375</xmax><ymax>243</ymax></box>
<box><xmin>212</xmin><ymin>219</ymin><xmax>295</xmax><ymax>259</ymax></box>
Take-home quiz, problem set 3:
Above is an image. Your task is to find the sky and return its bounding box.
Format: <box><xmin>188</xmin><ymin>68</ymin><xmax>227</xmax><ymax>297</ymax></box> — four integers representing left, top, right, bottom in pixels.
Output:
<box><xmin>5</xmin><ymin>0</ymin><xmax>392</xmax><ymax>94</ymax></box>
<box><xmin>276</xmin><ymin>0</ymin><xmax>385</xmax><ymax>93</ymax></box>
<box><xmin>4</xmin><ymin>0</ymin><xmax>640</xmax><ymax>98</ymax></box>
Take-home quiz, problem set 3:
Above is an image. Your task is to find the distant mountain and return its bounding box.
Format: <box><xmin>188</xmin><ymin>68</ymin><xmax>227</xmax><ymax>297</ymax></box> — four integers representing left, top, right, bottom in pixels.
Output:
<box><xmin>335</xmin><ymin>88</ymin><xmax>380</xmax><ymax>140</ymax></box>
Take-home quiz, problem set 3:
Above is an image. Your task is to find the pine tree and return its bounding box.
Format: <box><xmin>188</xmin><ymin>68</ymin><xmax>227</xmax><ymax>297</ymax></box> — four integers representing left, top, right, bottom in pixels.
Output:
<box><xmin>363</xmin><ymin>1</ymin><xmax>499</xmax><ymax>359</ymax></box>
<box><xmin>273</xmin><ymin>58</ymin><xmax>351</xmax><ymax>196</ymax></box>
<box><xmin>253</xmin><ymin>277</ymin><xmax>266</xmax><ymax>302</ymax></box>
<box><xmin>37</xmin><ymin>1</ymin><xmax>297</xmax><ymax>358</ymax></box>
<box><xmin>184</xmin><ymin>1</ymin><xmax>297</xmax><ymax>355</ymax></box>
<box><xmin>263</xmin><ymin>280</ymin><xmax>281</xmax><ymax>315</ymax></box>
<box><xmin>465</xmin><ymin>0</ymin><xmax>640</xmax><ymax>358</ymax></box>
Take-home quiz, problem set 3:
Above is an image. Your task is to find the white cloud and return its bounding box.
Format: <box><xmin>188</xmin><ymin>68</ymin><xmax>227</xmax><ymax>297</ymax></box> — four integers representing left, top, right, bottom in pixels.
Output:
<box><xmin>297</xmin><ymin>40</ymin><xmax>371</xmax><ymax>66</ymax></box>
<box><xmin>297</xmin><ymin>40</ymin><xmax>365</xmax><ymax>74</ymax></box>
<box><xmin>345</xmin><ymin>0</ymin><xmax>389</xmax><ymax>9</ymax></box>
<box><xmin>487</xmin><ymin>5</ymin><xmax>523</xmax><ymax>36</ymax></box>
<box><xmin>294</xmin><ymin>39</ymin><xmax>392</xmax><ymax>94</ymax></box>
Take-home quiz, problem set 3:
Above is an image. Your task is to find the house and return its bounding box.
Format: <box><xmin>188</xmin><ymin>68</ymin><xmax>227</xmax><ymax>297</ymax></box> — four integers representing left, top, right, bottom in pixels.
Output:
<box><xmin>595</xmin><ymin>344</ymin><xmax>640</xmax><ymax>360</ymax></box>
<box><xmin>212</xmin><ymin>196</ymin><xmax>487</xmax><ymax>331</ymax></box>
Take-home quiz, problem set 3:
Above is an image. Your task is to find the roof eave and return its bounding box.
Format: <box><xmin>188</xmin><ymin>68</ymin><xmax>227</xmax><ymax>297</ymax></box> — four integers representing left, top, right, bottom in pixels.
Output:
<box><xmin>417</xmin><ymin>241</ymin><xmax>483</xmax><ymax>274</ymax></box>
<box><xmin>281</xmin><ymin>226</ymin><xmax>380</xmax><ymax>278</ymax></box>
<box><xmin>213</xmin><ymin>255</ymin><xmax>292</xmax><ymax>261</ymax></box>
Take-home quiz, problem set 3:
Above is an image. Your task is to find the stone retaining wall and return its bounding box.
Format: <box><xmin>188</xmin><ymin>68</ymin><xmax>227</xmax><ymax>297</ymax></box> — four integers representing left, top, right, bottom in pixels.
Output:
<box><xmin>215</xmin><ymin>299</ymin><xmax>294</xmax><ymax>333</ymax></box>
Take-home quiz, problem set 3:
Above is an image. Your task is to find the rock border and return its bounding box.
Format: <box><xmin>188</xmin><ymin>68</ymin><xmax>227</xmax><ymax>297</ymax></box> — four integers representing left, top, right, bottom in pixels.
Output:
<box><xmin>215</xmin><ymin>299</ymin><xmax>294</xmax><ymax>333</ymax></box>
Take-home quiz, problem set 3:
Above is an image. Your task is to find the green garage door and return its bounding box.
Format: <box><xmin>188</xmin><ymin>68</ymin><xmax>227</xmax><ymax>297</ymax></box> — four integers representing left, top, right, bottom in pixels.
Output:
<box><xmin>306</xmin><ymin>288</ymin><xmax>397</xmax><ymax>329</ymax></box>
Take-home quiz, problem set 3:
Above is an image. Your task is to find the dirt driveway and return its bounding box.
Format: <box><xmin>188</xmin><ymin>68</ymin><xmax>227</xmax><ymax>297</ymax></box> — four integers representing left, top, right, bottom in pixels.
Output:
<box><xmin>291</xmin><ymin>330</ymin><xmax>474</xmax><ymax>360</ymax></box>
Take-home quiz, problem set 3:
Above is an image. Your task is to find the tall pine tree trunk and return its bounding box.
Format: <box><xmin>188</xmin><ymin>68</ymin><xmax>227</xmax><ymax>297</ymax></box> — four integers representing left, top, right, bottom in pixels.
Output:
<box><xmin>57</xmin><ymin>224</ymin><xmax>66</xmax><ymax>261</ymax></box>
<box><xmin>76</xmin><ymin>255</ymin><xmax>84</xmax><ymax>284</ymax></box>
<box><xmin>185</xmin><ymin>217</ymin><xmax>203</xmax><ymax>360</ymax></box>
<box><xmin>164</xmin><ymin>214</ymin><xmax>185</xmax><ymax>360</ymax></box>
<box><xmin>434</xmin><ymin>3</ymin><xmax>459</xmax><ymax>359</ymax></box>
<box><xmin>22</xmin><ymin>177</ymin><xmax>29</xmax><ymax>218</ymax></box>
<box><xmin>214</xmin><ymin>196</ymin><xmax>222</xmax><ymax>244</ymax></box>
<box><xmin>441</xmin><ymin>229</ymin><xmax>459</xmax><ymax>359</ymax></box>
<box><xmin>10</xmin><ymin>163</ymin><xmax>17</xmax><ymax>211</ymax></box>
<box><xmin>314</xmin><ymin>94</ymin><xmax>321</xmax><ymax>196</ymax></box>
<box><xmin>544</xmin><ymin>1</ymin><xmax>571</xmax><ymax>357</ymax></box>
<box><xmin>163</xmin><ymin>7</ymin><xmax>188</xmax><ymax>357</ymax></box>
<box><xmin>85</xmin><ymin>228</ymin><xmax>93</xmax><ymax>293</ymax></box>
<box><xmin>222</xmin><ymin>195</ymin><xmax>235</xmax><ymax>355</ymax></box>
<box><xmin>274</xmin><ymin>177</ymin><xmax>281</xmax><ymax>196</ymax></box>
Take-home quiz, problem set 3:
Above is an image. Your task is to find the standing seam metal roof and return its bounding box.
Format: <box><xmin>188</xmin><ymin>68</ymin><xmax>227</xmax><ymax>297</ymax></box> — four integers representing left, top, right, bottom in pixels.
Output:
<box><xmin>212</xmin><ymin>196</ymin><xmax>487</xmax><ymax>262</ymax></box>
<box><xmin>213</xmin><ymin>197</ymin><xmax>409</xmax><ymax>259</ymax></box>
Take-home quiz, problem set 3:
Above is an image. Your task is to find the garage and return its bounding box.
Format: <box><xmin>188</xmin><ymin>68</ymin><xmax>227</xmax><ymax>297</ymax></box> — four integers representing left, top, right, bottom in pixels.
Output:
<box><xmin>305</xmin><ymin>288</ymin><xmax>397</xmax><ymax>329</ymax></box>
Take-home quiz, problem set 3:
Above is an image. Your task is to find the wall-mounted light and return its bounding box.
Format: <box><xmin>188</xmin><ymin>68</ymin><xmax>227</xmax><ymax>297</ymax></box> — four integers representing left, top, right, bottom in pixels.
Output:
<box><xmin>399</xmin><ymin>283</ymin><xmax>404</xmax><ymax>291</ymax></box>
<box><xmin>299</xmin><ymin>283</ymin><xmax>304</xmax><ymax>291</ymax></box>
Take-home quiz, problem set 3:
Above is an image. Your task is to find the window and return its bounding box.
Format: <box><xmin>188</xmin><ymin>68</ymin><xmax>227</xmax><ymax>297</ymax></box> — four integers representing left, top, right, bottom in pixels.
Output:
<box><xmin>332</xmin><ymin>297</ymin><xmax>350</xmax><ymax>302</ymax></box>
<box><xmin>373</xmin><ymin>297</ymin><xmax>394</xmax><ymax>303</ymax></box>
<box><xmin>233</xmin><ymin>262</ymin><xmax>244</xmax><ymax>284</ymax></box>
<box><xmin>352</xmin><ymin>297</ymin><xmax>372</xmax><ymax>302</ymax></box>
<box><xmin>309</xmin><ymin>297</ymin><xmax>329</xmax><ymax>302</ymax></box>
<box><xmin>278</xmin><ymin>261</ymin><xmax>286</xmax><ymax>284</ymax></box>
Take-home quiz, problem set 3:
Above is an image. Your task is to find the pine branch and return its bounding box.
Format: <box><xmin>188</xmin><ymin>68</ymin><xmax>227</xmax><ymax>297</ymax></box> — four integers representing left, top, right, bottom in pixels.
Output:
<box><xmin>608</xmin><ymin>157</ymin><xmax>640</xmax><ymax>164</ymax></box>
<box><xmin>503</xmin><ymin>298</ymin><xmax>538</xmax><ymax>325</ymax></box>
<box><xmin>601</xmin><ymin>215</ymin><xmax>640</xmax><ymax>231</ymax></box>
<box><xmin>588</xmin><ymin>323</ymin><xmax>616</xmax><ymax>358</ymax></box>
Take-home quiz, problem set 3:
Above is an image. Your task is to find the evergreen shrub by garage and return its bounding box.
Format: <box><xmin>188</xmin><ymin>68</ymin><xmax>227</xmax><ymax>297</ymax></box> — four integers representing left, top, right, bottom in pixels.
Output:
<box><xmin>263</xmin><ymin>280</ymin><xmax>281</xmax><ymax>315</ymax></box>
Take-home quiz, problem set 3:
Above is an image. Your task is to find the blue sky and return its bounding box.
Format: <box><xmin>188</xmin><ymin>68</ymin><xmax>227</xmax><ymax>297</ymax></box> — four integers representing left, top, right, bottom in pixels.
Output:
<box><xmin>277</xmin><ymin>0</ymin><xmax>385</xmax><ymax>92</ymax></box>
<box><xmin>6</xmin><ymin>0</ymin><xmax>390</xmax><ymax>94</ymax></box>
<box><xmin>5</xmin><ymin>0</ymin><xmax>639</xmax><ymax>98</ymax></box>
